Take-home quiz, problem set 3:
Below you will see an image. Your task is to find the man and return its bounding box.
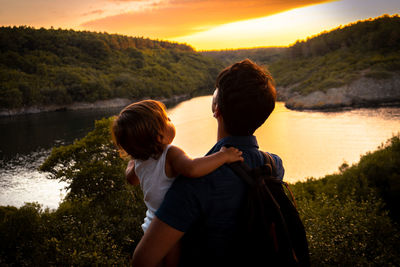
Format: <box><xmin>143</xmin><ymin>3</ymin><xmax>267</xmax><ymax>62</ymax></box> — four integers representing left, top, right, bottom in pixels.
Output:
<box><xmin>131</xmin><ymin>59</ymin><xmax>285</xmax><ymax>266</ymax></box>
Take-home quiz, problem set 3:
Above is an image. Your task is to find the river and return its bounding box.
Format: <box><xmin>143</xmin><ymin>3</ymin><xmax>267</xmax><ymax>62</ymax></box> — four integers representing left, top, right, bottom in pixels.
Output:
<box><xmin>1</xmin><ymin>95</ymin><xmax>400</xmax><ymax>209</ymax></box>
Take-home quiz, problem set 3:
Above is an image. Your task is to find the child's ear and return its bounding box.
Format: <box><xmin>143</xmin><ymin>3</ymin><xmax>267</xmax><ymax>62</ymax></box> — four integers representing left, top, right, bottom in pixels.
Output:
<box><xmin>157</xmin><ymin>134</ymin><xmax>164</xmax><ymax>143</ymax></box>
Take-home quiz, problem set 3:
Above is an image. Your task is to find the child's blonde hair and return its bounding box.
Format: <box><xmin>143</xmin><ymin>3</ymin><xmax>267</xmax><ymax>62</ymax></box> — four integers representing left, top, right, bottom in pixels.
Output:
<box><xmin>112</xmin><ymin>100</ymin><xmax>169</xmax><ymax>160</ymax></box>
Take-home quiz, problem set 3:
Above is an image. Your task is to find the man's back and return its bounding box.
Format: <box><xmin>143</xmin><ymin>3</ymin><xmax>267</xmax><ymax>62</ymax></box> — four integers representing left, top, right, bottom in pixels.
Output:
<box><xmin>156</xmin><ymin>136</ymin><xmax>284</xmax><ymax>266</ymax></box>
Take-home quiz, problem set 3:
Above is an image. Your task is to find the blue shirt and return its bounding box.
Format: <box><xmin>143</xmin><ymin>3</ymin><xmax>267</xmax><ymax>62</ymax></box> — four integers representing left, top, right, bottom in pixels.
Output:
<box><xmin>156</xmin><ymin>135</ymin><xmax>284</xmax><ymax>266</ymax></box>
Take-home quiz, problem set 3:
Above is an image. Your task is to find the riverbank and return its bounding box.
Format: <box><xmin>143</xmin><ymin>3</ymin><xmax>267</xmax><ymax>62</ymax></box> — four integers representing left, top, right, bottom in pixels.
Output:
<box><xmin>2</xmin><ymin>96</ymin><xmax>400</xmax><ymax>210</ymax></box>
<box><xmin>279</xmin><ymin>74</ymin><xmax>400</xmax><ymax>110</ymax></box>
<box><xmin>0</xmin><ymin>94</ymin><xmax>190</xmax><ymax>117</ymax></box>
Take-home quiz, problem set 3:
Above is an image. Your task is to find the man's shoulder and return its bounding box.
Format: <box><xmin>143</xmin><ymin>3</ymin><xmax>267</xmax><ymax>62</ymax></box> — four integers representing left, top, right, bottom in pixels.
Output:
<box><xmin>172</xmin><ymin>165</ymin><xmax>231</xmax><ymax>187</ymax></box>
<box><xmin>265</xmin><ymin>152</ymin><xmax>285</xmax><ymax>180</ymax></box>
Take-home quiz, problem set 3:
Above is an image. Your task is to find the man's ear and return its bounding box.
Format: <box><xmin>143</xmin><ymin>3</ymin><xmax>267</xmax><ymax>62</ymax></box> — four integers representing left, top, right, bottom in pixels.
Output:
<box><xmin>213</xmin><ymin>105</ymin><xmax>220</xmax><ymax>118</ymax></box>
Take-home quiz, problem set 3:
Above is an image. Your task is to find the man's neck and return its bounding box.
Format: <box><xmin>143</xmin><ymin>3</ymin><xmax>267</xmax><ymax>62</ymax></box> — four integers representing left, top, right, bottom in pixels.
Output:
<box><xmin>217</xmin><ymin>123</ymin><xmax>230</xmax><ymax>141</ymax></box>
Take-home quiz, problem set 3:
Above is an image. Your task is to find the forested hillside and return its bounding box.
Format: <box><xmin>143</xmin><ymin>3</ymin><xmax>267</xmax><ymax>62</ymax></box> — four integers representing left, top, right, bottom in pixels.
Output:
<box><xmin>201</xmin><ymin>47</ymin><xmax>285</xmax><ymax>66</ymax></box>
<box><xmin>204</xmin><ymin>15</ymin><xmax>400</xmax><ymax>103</ymax></box>
<box><xmin>271</xmin><ymin>14</ymin><xmax>400</xmax><ymax>95</ymax></box>
<box><xmin>0</xmin><ymin>27</ymin><xmax>223</xmax><ymax>110</ymax></box>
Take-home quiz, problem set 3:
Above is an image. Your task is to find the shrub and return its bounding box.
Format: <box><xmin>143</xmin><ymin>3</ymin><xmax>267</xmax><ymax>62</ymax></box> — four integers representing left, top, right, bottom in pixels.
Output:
<box><xmin>297</xmin><ymin>191</ymin><xmax>400</xmax><ymax>266</ymax></box>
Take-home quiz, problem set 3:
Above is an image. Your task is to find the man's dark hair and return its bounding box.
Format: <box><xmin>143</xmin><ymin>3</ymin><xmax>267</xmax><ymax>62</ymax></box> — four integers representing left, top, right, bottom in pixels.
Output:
<box><xmin>215</xmin><ymin>59</ymin><xmax>276</xmax><ymax>135</ymax></box>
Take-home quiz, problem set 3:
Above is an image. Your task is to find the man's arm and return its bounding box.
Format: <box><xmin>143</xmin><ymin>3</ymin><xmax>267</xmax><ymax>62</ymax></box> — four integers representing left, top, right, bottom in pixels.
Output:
<box><xmin>131</xmin><ymin>217</ymin><xmax>184</xmax><ymax>267</ymax></box>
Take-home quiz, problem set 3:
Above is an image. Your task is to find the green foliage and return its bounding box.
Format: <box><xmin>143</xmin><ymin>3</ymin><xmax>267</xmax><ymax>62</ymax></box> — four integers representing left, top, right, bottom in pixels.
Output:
<box><xmin>0</xmin><ymin>86</ymin><xmax>22</xmax><ymax>108</ymax></box>
<box><xmin>286</xmin><ymin>15</ymin><xmax>400</xmax><ymax>58</ymax></box>
<box><xmin>298</xmin><ymin>192</ymin><xmax>400</xmax><ymax>266</ymax></box>
<box><xmin>39</xmin><ymin>190</ymin><xmax>145</xmax><ymax>266</ymax></box>
<box><xmin>270</xmin><ymin>15</ymin><xmax>400</xmax><ymax>95</ymax></box>
<box><xmin>200</xmin><ymin>47</ymin><xmax>285</xmax><ymax>66</ymax></box>
<box><xmin>40</xmin><ymin>117</ymin><xmax>126</xmax><ymax>201</ymax></box>
<box><xmin>292</xmin><ymin>134</ymin><xmax>400</xmax><ymax>265</ymax></box>
<box><xmin>0</xmin><ymin>203</ymin><xmax>45</xmax><ymax>265</ymax></box>
<box><xmin>0</xmin><ymin>26</ymin><xmax>223</xmax><ymax>110</ymax></box>
<box><xmin>0</xmin><ymin>196</ymin><xmax>145</xmax><ymax>265</ymax></box>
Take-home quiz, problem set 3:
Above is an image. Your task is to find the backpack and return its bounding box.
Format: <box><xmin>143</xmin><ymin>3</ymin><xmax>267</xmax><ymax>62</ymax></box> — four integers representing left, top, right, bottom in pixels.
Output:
<box><xmin>228</xmin><ymin>152</ymin><xmax>310</xmax><ymax>267</ymax></box>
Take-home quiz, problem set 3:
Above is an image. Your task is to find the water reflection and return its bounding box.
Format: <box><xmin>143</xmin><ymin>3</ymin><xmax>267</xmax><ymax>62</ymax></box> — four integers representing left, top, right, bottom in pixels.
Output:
<box><xmin>0</xmin><ymin>107</ymin><xmax>123</xmax><ymax>209</ymax></box>
<box><xmin>1</xmin><ymin>96</ymin><xmax>400</xmax><ymax>208</ymax></box>
<box><xmin>0</xmin><ymin>149</ymin><xmax>68</xmax><ymax>210</ymax></box>
<box><xmin>0</xmin><ymin>107</ymin><xmax>123</xmax><ymax>160</ymax></box>
<box><xmin>169</xmin><ymin>96</ymin><xmax>400</xmax><ymax>182</ymax></box>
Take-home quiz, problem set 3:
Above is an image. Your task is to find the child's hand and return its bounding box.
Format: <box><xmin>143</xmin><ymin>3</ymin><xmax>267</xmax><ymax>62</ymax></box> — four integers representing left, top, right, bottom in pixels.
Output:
<box><xmin>220</xmin><ymin>146</ymin><xmax>244</xmax><ymax>163</ymax></box>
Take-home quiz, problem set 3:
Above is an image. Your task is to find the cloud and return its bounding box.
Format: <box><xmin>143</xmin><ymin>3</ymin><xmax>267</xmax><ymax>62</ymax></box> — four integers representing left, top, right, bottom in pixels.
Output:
<box><xmin>81</xmin><ymin>0</ymin><xmax>332</xmax><ymax>38</ymax></box>
<box><xmin>82</xmin><ymin>9</ymin><xmax>105</xmax><ymax>16</ymax></box>
<box><xmin>108</xmin><ymin>0</ymin><xmax>154</xmax><ymax>1</ymax></box>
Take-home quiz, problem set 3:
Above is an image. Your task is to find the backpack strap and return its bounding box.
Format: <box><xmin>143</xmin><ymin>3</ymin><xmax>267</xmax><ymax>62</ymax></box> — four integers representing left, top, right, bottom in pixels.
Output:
<box><xmin>228</xmin><ymin>152</ymin><xmax>300</xmax><ymax>264</ymax></box>
<box><xmin>261</xmin><ymin>151</ymin><xmax>278</xmax><ymax>177</ymax></box>
<box><xmin>228</xmin><ymin>152</ymin><xmax>284</xmax><ymax>229</ymax></box>
<box><xmin>228</xmin><ymin>151</ymin><xmax>280</xmax><ymax>186</ymax></box>
<box><xmin>262</xmin><ymin>151</ymin><xmax>298</xmax><ymax>208</ymax></box>
<box><xmin>228</xmin><ymin>160</ymin><xmax>255</xmax><ymax>186</ymax></box>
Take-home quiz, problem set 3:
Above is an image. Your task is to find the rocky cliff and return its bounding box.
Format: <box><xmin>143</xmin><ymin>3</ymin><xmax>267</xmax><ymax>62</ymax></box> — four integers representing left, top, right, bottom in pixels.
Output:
<box><xmin>0</xmin><ymin>94</ymin><xmax>190</xmax><ymax>116</ymax></box>
<box><xmin>280</xmin><ymin>74</ymin><xmax>400</xmax><ymax>110</ymax></box>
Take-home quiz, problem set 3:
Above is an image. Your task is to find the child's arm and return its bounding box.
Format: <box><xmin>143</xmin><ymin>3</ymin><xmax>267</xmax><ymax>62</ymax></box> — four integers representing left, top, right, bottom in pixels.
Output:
<box><xmin>166</xmin><ymin>145</ymin><xmax>243</xmax><ymax>178</ymax></box>
<box><xmin>125</xmin><ymin>160</ymin><xmax>140</xmax><ymax>185</ymax></box>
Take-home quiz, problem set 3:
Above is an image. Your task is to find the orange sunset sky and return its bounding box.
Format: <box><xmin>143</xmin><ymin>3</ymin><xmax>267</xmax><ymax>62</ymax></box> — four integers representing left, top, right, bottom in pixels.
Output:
<box><xmin>0</xmin><ymin>0</ymin><xmax>398</xmax><ymax>50</ymax></box>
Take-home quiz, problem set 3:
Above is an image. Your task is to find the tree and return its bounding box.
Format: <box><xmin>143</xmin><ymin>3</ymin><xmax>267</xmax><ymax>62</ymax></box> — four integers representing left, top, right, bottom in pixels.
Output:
<box><xmin>0</xmin><ymin>86</ymin><xmax>22</xmax><ymax>109</ymax></box>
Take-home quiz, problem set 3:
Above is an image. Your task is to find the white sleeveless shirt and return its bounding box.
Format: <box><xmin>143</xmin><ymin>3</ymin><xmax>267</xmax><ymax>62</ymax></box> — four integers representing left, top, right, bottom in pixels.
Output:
<box><xmin>134</xmin><ymin>144</ymin><xmax>175</xmax><ymax>232</ymax></box>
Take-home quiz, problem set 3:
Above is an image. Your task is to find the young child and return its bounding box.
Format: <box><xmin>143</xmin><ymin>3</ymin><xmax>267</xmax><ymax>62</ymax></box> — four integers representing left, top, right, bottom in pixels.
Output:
<box><xmin>111</xmin><ymin>99</ymin><xmax>243</xmax><ymax>266</ymax></box>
